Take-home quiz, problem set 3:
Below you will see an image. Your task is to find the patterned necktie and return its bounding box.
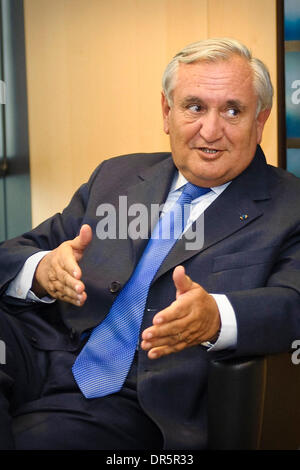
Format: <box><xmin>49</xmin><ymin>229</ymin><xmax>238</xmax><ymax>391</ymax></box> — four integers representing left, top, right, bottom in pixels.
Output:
<box><xmin>72</xmin><ymin>183</ymin><xmax>211</xmax><ymax>398</ymax></box>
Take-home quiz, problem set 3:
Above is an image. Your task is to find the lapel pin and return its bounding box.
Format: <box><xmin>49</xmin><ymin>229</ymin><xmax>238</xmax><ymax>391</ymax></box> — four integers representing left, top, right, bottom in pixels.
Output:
<box><xmin>240</xmin><ymin>214</ymin><xmax>248</xmax><ymax>221</ymax></box>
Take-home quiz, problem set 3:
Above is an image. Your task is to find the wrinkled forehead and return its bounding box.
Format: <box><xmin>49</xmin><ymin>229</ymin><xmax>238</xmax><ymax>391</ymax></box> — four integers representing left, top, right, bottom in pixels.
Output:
<box><xmin>172</xmin><ymin>57</ymin><xmax>257</xmax><ymax>104</ymax></box>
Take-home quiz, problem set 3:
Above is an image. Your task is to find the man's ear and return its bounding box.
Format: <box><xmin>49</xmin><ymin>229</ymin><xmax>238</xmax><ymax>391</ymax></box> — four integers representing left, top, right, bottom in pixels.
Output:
<box><xmin>256</xmin><ymin>107</ymin><xmax>271</xmax><ymax>144</ymax></box>
<box><xmin>161</xmin><ymin>92</ymin><xmax>171</xmax><ymax>135</ymax></box>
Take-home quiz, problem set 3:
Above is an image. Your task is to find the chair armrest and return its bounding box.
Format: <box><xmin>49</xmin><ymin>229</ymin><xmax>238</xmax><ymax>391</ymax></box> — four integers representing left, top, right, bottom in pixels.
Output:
<box><xmin>207</xmin><ymin>356</ymin><xmax>267</xmax><ymax>449</ymax></box>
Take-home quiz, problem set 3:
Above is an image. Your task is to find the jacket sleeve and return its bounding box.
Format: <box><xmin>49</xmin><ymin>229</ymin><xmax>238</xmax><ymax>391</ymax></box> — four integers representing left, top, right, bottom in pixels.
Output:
<box><xmin>225</xmin><ymin>226</ymin><xmax>300</xmax><ymax>357</ymax></box>
<box><xmin>0</xmin><ymin>163</ymin><xmax>102</xmax><ymax>299</ymax></box>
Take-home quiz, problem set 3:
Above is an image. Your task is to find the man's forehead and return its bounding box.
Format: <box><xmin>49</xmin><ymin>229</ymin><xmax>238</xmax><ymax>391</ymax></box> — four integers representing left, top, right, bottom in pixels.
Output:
<box><xmin>173</xmin><ymin>57</ymin><xmax>255</xmax><ymax>101</ymax></box>
<box><xmin>177</xmin><ymin>56</ymin><xmax>252</xmax><ymax>80</ymax></box>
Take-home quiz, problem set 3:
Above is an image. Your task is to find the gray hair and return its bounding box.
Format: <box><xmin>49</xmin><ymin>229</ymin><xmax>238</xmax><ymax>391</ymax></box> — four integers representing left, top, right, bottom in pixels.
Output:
<box><xmin>162</xmin><ymin>38</ymin><xmax>273</xmax><ymax>114</ymax></box>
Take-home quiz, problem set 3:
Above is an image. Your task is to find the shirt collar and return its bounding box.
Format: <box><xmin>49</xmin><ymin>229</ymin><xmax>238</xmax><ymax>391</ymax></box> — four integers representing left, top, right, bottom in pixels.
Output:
<box><xmin>170</xmin><ymin>171</ymin><xmax>231</xmax><ymax>195</ymax></box>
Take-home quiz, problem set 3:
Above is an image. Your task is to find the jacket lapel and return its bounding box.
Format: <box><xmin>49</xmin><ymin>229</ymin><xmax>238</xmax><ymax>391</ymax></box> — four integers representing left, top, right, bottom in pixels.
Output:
<box><xmin>125</xmin><ymin>154</ymin><xmax>176</xmax><ymax>263</ymax></box>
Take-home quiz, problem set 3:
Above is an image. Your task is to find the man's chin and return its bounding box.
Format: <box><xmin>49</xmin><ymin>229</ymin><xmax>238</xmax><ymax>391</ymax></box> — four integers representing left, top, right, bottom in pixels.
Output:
<box><xmin>181</xmin><ymin>167</ymin><xmax>230</xmax><ymax>188</ymax></box>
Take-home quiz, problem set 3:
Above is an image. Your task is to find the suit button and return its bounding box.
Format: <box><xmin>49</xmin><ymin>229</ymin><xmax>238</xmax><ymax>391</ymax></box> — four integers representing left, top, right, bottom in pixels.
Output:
<box><xmin>109</xmin><ymin>281</ymin><xmax>121</xmax><ymax>293</ymax></box>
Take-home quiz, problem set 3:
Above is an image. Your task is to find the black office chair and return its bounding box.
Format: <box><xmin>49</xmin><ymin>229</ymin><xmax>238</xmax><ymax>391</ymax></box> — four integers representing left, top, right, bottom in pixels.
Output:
<box><xmin>208</xmin><ymin>352</ymin><xmax>300</xmax><ymax>450</ymax></box>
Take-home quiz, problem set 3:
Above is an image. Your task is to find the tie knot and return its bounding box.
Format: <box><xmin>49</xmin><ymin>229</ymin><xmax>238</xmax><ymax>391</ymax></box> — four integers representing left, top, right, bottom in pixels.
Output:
<box><xmin>182</xmin><ymin>182</ymin><xmax>211</xmax><ymax>201</ymax></box>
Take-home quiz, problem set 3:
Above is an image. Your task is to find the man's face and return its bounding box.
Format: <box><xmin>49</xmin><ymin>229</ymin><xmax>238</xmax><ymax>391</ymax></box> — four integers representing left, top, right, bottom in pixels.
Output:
<box><xmin>162</xmin><ymin>56</ymin><xmax>271</xmax><ymax>187</ymax></box>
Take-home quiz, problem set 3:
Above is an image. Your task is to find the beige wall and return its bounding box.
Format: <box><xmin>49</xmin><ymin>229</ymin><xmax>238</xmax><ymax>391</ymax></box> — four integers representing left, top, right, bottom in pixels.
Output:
<box><xmin>24</xmin><ymin>0</ymin><xmax>278</xmax><ymax>227</ymax></box>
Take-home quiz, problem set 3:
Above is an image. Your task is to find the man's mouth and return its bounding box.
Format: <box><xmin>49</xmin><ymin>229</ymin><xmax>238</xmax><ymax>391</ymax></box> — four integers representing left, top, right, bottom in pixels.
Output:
<box><xmin>200</xmin><ymin>147</ymin><xmax>218</xmax><ymax>154</ymax></box>
<box><xmin>198</xmin><ymin>147</ymin><xmax>223</xmax><ymax>155</ymax></box>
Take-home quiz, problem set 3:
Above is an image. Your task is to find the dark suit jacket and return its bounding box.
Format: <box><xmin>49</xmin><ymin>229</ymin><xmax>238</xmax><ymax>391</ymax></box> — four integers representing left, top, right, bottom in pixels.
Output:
<box><xmin>1</xmin><ymin>145</ymin><xmax>300</xmax><ymax>449</ymax></box>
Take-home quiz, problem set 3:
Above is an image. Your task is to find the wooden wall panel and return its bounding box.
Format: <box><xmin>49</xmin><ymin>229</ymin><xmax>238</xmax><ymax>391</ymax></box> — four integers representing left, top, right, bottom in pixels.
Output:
<box><xmin>23</xmin><ymin>0</ymin><xmax>277</xmax><ymax>226</ymax></box>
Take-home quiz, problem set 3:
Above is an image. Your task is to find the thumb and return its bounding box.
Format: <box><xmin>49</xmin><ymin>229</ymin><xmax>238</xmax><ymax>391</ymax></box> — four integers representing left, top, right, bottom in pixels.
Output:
<box><xmin>173</xmin><ymin>265</ymin><xmax>194</xmax><ymax>298</ymax></box>
<box><xmin>71</xmin><ymin>224</ymin><xmax>93</xmax><ymax>252</ymax></box>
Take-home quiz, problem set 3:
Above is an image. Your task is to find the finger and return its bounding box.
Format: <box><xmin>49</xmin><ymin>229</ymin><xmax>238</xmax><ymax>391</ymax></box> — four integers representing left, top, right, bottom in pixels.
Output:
<box><xmin>49</xmin><ymin>278</ymin><xmax>85</xmax><ymax>302</ymax></box>
<box><xmin>64</xmin><ymin>290</ymin><xmax>87</xmax><ymax>307</ymax></box>
<box><xmin>54</xmin><ymin>291</ymin><xmax>87</xmax><ymax>307</ymax></box>
<box><xmin>47</xmin><ymin>261</ymin><xmax>86</xmax><ymax>298</ymax></box>
<box><xmin>147</xmin><ymin>343</ymin><xmax>187</xmax><ymax>360</ymax></box>
<box><xmin>142</xmin><ymin>316</ymin><xmax>201</xmax><ymax>346</ymax></box>
<box><xmin>71</xmin><ymin>224</ymin><xmax>93</xmax><ymax>254</ymax></box>
<box><xmin>141</xmin><ymin>335</ymin><xmax>177</xmax><ymax>350</ymax></box>
<box><xmin>141</xmin><ymin>331</ymin><xmax>194</xmax><ymax>350</ymax></box>
<box><xmin>150</xmin><ymin>300</ymin><xmax>188</xmax><ymax>327</ymax></box>
<box><xmin>54</xmin><ymin>244</ymin><xmax>83</xmax><ymax>280</ymax></box>
<box><xmin>151</xmin><ymin>273</ymin><xmax>203</xmax><ymax>326</ymax></box>
<box><xmin>48</xmin><ymin>280</ymin><xmax>87</xmax><ymax>306</ymax></box>
<box><xmin>78</xmin><ymin>224</ymin><xmax>93</xmax><ymax>247</ymax></box>
<box><xmin>173</xmin><ymin>265</ymin><xmax>193</xmax><ymax>298</ymax></box>
<box><xmin>142</xmin><ymin>316</ymin><xmax>185</xmax><ymax>341</ymax></box>
<box><xmin>51</xmin><ymin>262</ymin><xmax>85</xmax><ymax>293</ymax></box>
<box><xmin>142</xmin><ymin>325</ymin><xmax>205</xmax><ymax>358</ymax></box>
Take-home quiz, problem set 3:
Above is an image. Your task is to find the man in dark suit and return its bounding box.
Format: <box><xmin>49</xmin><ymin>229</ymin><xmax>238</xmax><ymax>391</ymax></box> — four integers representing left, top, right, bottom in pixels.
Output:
<box><xmin>0</xmin><ymin>38</ymin><xmax>300</xmax><ymax>450</ymax></box>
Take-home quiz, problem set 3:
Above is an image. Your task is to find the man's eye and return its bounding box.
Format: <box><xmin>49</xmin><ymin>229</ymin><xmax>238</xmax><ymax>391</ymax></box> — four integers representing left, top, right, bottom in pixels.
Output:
<box><xmin>226</xmin><ymin>108</ymin><xmax>240</xmax><ymax>117</ymax></box>
<box><xmin>187</xmin><ymin>104</ymin><xmax>202</xmax><ymax>113</ymax></box>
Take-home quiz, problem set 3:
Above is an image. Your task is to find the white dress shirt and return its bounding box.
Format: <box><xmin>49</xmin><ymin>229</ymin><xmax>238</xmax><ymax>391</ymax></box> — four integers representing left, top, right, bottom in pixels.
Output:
<box><xmin>6</xmin><ymin>171</ymin><xmax>237</xmax><ymax>351</ymax></box>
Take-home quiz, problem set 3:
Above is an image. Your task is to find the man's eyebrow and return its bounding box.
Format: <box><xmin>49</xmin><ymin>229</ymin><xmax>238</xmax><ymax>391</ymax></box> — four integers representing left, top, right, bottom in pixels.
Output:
<box><xmin>180</xmin><ymin>96</ymin><xmax>205</xmax><ymax>106</ymax></box>
<box><xmin>180</xmin><ymin>96</ymin><xmax>247</xmax><ymax>110</ymax></box>
<box><xmin>225</xmin><ymin>99</ymin><xmax>246</xmax><ymax>110</ymax></box>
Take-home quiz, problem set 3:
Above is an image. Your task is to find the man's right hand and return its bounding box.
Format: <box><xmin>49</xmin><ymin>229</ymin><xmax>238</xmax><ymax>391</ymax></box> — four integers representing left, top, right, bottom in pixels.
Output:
<box><xmin>31</xmin><ymin>224</ymin><xmax>92</xmax><ymax>306</ymax></box>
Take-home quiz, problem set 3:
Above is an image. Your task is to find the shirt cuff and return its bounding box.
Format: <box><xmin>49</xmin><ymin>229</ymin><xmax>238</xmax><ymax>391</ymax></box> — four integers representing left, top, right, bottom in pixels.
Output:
<box><xmin>5</xmin><ymin>251</ymin><xmax>56</xmax><ymax>303</ymax></box>
<box><xmin>202</xmin><ymin>294</ymin><xmax>237</xmax><ymax>351</ymax></box>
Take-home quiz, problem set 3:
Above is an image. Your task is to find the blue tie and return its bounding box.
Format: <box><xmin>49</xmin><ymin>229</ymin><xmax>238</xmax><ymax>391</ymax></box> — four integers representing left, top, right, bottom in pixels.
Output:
<box><xmin>72</xmin><ymin>183</ymin><xmax>211</xmax><ymax>398</ymax></box>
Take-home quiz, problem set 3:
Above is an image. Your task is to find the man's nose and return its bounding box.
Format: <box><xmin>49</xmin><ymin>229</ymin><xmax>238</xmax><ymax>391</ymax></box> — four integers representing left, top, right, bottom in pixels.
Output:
<box><xmin>198</xmin><ymin>111</ymin><xmax>223</xmax><ymax>142</ymax></box>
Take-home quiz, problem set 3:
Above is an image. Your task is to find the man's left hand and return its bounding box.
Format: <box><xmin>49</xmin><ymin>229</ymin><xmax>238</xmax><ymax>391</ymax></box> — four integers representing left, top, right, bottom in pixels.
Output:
<box><xmin>141</xmin><ymin>265</ymin><xmax>221</xmax><ymax>359</ymax></box>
